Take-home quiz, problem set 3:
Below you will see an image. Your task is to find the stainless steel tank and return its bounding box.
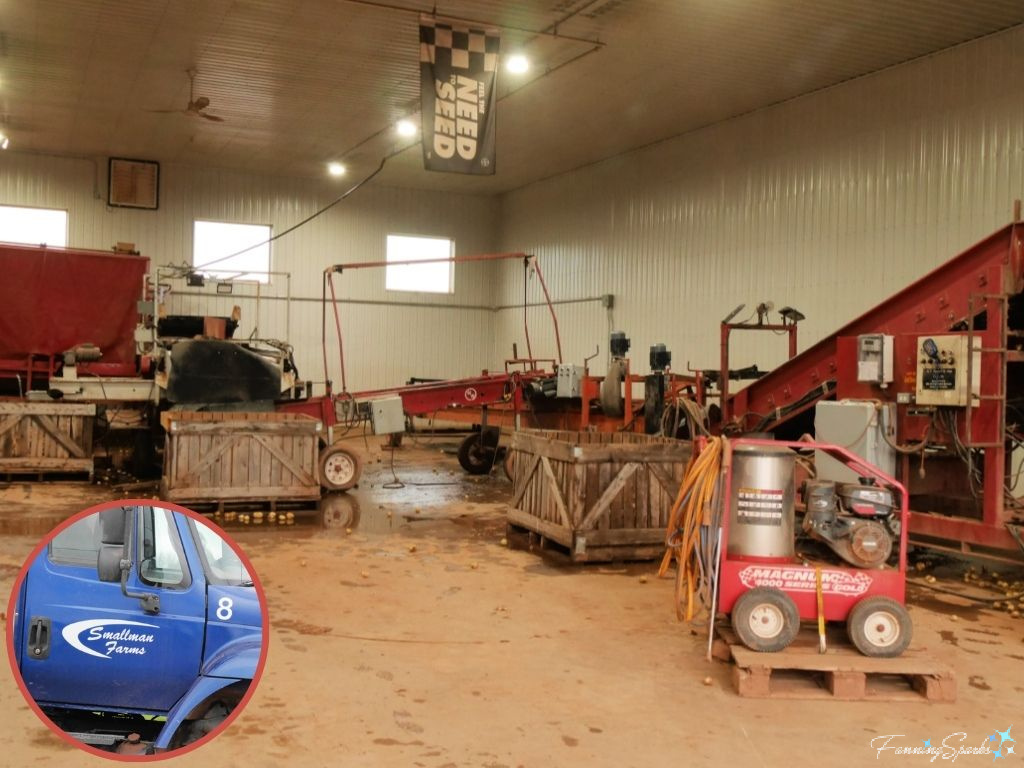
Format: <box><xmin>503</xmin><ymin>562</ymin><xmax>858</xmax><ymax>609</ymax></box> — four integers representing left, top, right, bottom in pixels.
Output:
<box><xmin>727</xmin><ymin>444</ymin><xmax>796</xmax><ymax>559</ymax></box>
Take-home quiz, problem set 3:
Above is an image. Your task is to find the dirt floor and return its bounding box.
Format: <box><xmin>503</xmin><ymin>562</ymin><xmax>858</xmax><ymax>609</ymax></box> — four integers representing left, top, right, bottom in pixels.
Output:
<box><xmin>1</xmin><ymin>438</ymin><xmax>1023</xmax><ymax>767</ymax></box>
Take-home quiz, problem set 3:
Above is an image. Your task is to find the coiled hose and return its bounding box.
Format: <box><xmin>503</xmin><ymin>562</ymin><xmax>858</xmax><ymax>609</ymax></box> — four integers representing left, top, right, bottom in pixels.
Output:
<box><xmin>658</xmin><ymin>436</ymin><xmax>725</xmax><ymax>621</ymax></box>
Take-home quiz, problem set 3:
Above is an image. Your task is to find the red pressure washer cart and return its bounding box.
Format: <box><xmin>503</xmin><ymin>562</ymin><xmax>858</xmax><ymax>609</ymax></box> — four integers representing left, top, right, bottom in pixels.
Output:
<box><xmin>714</xmin><ymin>438</ymin><xmax>912</xmax><ymax>657</ymax></box>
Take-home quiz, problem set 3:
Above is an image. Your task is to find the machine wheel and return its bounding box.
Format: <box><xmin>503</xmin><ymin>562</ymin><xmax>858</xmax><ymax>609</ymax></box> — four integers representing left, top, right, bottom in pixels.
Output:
<box><xmin>847</xmin><ymin>596</ymin><xmax>912</xmax><ymax>658</ymax></box>
<box><xmin>320</xmin><ymin>445</ymin><xmax>362</xmax><ymax>491</ymax></box>
<box><xmin>731</xmin><ymin>587</ymin><xmax>801</xmax><ymax>653</ymax></box>
<box><xmin>457</xmin><ymin>428</ymin><xmax>500</xmax><ymax>475</ymax></box>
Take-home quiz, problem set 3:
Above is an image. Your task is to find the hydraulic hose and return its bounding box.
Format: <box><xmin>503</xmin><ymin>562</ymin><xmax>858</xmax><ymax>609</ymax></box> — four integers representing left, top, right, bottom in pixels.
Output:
<box><xmin>658</xmin><ymin>436</ymin><xmax>725</xmax><ymax>621</ymax></box>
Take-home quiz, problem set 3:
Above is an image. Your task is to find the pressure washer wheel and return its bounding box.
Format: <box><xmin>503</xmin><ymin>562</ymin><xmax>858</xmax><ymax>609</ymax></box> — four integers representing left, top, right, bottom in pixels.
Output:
<box><xmin>457</xmin><ymin>428</ymin><xmax>501</xmax><ymax>475</ymax></box>
<box><xmin>320</xmin><ymin>445</ymin><xmax>362</xmax><ymax>491</ymax></box>
<box><xmin>731</xmin><ymin>587</ymin><xmax>801</xmax><ymax>653</ymax></box>
<box><xmin>847</xmin><ymin>596</ymin><xmax>913</xmax><ymax>658</ymax></box>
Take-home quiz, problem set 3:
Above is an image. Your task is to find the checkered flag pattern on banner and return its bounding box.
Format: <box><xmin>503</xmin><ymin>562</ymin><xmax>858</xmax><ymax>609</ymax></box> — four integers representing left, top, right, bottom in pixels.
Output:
<box><xmin>420</xmin><ymin>17</ymin><xmax>500</xmax><ymax>72</ymax></box>
<box><xmin>419</xmin><ymin>14</ymin><xmax>500</xmax><ymax>175</ymax></box>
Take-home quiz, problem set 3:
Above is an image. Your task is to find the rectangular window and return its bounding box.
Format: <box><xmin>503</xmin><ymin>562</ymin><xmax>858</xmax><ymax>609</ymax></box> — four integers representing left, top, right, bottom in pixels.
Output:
<box><xmin>49</xmin><ymin>515</ymin><xmax>102</xmax><ymax>567</ymax></box>
<box><xmin>0</xmin><ymin>205</ymin><xmax>68</xmax><ymax>247</ymax></box>
<box><xmin>193</xmin><ymin>220</ymin><xmax>271</xmax><ymax>283</ymax></box>
<box><xmin>385</xmin><ymin>234</ymin><xmax>454</xmax><ymax>294</ymax></box>
<box><xmin>138</xmin><ymin>507</ymin><xmax>189</xmax><ymax>589</ymax></box>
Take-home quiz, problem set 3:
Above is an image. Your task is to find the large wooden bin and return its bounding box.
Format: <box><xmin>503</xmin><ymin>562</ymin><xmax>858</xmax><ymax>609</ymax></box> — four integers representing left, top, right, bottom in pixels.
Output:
<box><xmin>506</xmin><ymin>430</ymin><xmax>691</xmax><ymax>562</ymax></box>
<box><xmin>0</xmin><ymin>402</ymin><xmax>96</xmax><ymax>476</ymax></box>
<box><xmin>161</xmin><ymin>412</ymin><xmax>322</xmax><ymax>505</ymax></box>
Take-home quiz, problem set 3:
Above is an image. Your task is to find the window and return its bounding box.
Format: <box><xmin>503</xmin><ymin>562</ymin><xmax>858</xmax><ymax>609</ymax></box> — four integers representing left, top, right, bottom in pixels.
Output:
<box><xmin>385</xmin><ymin>234</ymin><xmax>454</xmax><ymax>294</ymax></box>
<box><xmin>0</xmin><ymin>205</ymin><xmax>68</xmax><ymax>247</ymax></box>
<box><xmin>190</xmin><ymin>519</ymin><xmax>252</xmax><ymax>587</ymax></box>
<box><xmin>193</xmin><ymin>220</ymin><xmax>271</xmax><ymax>283</ymax></box>
<box><xmin>49</xmin><ymin>515</ymin><xmax>102</xmax><ymax>567</ymax></box>
<box><xmin>138</xmin><ymin>507</ymin><xmax>189</xmax><ymax>589</ymax></box>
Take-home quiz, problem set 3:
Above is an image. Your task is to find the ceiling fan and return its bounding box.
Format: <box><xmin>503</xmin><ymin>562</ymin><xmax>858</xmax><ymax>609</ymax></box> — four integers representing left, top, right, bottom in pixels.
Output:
<box><xmin>149</xmin><ymin>68</ymin><xmax>225</xmax><ymax>122</ymax></box>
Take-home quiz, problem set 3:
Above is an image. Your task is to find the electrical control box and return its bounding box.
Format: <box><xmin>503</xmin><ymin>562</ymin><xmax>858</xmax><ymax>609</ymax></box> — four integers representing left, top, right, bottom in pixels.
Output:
<box><xmin>814</xmin><ymin>400</ymin><xmax>896</xmax><ymax>483</ymax></box>
<box><xmin>915</xmin><ymin>334</ymin><xmax>972</xmax><ymax>407</ymax></box>
<box><xmin>369</xmin><ymin>396</ymin><xmax>406</xmax><ymax>435</ymax></box>
<box><xmin>856</xmin><ymin>333</ymin><xmax>893</xmax><ymax>386</ymax></box>
<box><xmin>557</xmin><ymin>364</ymin><xmax>585</xmax><ymax>398</ymax></box>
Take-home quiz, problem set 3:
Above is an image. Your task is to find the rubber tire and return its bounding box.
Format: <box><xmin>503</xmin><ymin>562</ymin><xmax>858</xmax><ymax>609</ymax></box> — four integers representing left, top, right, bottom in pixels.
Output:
<box><xmin>457</xmin><ymin>429</ymin><xmax>500</xmax><ymax>475</ymax></box>
<box><xmin>319</xmin><ymin>445</ymin><xmax>362</xmax><ymax>491</ymax></box>
<box><xmin>847</xmin><ymin>596</ymin><xmax>913</xmax><ymax>658</ymax></box>
<box><xmin>731</xmin><ymin>587</ymin><xmax>801</xmax><ymax>653</ymax></box>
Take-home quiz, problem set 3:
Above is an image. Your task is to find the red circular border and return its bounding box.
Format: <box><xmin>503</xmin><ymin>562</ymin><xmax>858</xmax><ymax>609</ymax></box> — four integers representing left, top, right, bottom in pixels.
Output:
<box><xmin>4</xmin><ymin>498</ymin><xmax>271</xmax><ymax>761</ymax></box>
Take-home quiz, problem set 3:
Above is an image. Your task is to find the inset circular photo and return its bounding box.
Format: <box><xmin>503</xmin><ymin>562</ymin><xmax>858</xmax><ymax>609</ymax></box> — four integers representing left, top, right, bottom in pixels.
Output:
<box><xmin>5</xmin><ymin>500</ymin><xmax>268</xmax><ymax>759</ymax></box>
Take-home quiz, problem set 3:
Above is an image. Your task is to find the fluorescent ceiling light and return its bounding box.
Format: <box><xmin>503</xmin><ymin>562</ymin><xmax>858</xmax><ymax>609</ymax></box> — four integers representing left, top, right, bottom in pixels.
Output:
<box><xmin>0</xmin><ymin>133</ymin><xmax>8</xmax><ymax>150</ymax></box>
<box><xmin>506</xmin><ymin>54</ymin><xmax>529</xmax><ymax>74</ymax></box>
<box><xmin>327</xmin><ymin>161</ymin><xmax>346</xmax><ymax>176</ymax></box>
<box><xmin>396</xmin><ymin>119</ymin><xmax>417</xmax><ymax>137</ymax></box>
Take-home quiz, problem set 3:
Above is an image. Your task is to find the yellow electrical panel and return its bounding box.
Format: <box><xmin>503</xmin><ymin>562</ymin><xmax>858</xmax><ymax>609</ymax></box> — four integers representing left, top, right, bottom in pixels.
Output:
<box><xmin>915</xmin><ymin>334</ymin><xmax>969</xmax><ymax>406</ymax></box>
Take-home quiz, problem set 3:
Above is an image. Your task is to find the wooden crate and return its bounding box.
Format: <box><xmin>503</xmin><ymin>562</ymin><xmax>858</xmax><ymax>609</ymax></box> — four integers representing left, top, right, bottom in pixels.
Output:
<box><xmin>161</xmin><ymin>411</ymin><xmax>322</xmax><ymax>504</ymax></box>
<box><xmin>506</xmin><ymin>429</ymin><xmax>691</xmax><ymax>562</ymax></box>
<box><xmin>0</xmin><ymin>402</ymin><xmax>96</xmax><ymax>476</ymax></box>
<box><xmin>712</xmin><ymin>625</ymin><xmax>956</xmax><ymax>702</ymax></box>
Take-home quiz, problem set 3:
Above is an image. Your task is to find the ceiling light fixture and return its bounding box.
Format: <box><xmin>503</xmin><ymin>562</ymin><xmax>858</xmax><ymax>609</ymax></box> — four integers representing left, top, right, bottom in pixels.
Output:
<box><xmin>0</xmin><ymin>133</ymin><xmax>8</xmax><ymax>150</ymax></box>
<box><xmin>327</xmin><ymin>161</ymin><xmax>346</xmax><ymax>177</ymax></box>
<box><xmin>396</xmin><ymin>119</ymin><xmax>417</xmax><ymax>138</ymax></box>
<box><xmin>506</xmin><ymin>54</ymin><xmax>529</xmax><ymax>74</ymax></box>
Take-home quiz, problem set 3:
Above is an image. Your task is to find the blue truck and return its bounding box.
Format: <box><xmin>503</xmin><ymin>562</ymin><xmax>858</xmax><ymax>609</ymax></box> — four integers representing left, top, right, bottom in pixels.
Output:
<box><xmin>11</xmin><ymin>504</ymin><xmax>263</xmax><ymax>754</ymax></box>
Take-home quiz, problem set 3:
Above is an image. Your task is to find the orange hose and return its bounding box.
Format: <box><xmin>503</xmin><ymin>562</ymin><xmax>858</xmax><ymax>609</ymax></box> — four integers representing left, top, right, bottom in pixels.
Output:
<box><xmin>659</xmin><ymin>436</ymin><xmax>724</xmax><ymax>621</ymax></box>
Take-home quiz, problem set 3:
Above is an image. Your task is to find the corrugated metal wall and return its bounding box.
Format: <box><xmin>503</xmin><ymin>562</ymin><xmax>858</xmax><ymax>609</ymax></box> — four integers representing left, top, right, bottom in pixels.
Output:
<box><xmin>4</xmin><ymin>24</ymin><xmax>1024</xmax><ymax>393</ymax></box>
<box><xmin>495</xmin><ymin>25</ymin><xmax>1024</xmax><ymax>377</ymax></box>
<box><xmin>0</xmin><ymin>153</ymin><xmax>499</xmax><ymax>390</ymax></box>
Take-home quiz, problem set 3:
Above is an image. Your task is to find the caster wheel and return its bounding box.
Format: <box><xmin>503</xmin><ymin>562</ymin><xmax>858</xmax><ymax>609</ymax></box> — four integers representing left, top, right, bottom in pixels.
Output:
<box><xmin>731</xmin><ymin>587</ymin><xmax>800</xmax><ymax>653</ymax></box>
<box><xmin>847</xmin><ymin>596</ymin><xmax>912</xmax><ymax>657</ymax></box>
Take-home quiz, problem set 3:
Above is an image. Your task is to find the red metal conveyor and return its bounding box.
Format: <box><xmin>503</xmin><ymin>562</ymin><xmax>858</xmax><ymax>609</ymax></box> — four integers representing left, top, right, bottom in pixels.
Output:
<box><xmin>716</xmin><ymin>220</ymin><xmax>1024</xmax><ymax>560</ymax></box>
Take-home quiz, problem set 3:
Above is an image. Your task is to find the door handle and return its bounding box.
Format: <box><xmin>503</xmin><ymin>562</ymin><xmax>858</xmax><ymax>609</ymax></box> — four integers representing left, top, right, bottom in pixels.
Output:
<box><xmin>27</xmin><ymin>617</ymin><xmax>51</xmax><ymax>660</ymax></box>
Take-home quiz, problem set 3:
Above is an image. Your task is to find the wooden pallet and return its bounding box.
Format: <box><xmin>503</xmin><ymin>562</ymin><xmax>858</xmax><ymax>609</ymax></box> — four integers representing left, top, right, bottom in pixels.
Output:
<box><xmin>713</xmin><ymin>625</ymin><xmax>956</xmax><ymax>702</ymax></box>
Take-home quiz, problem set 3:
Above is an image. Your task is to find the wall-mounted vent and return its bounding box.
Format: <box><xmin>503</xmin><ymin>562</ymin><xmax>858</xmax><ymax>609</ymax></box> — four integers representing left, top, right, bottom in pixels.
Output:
<box><xmin>108</xmin><ymin>158</ymin><xmax>159</xmax><ymax>210</ymax></box>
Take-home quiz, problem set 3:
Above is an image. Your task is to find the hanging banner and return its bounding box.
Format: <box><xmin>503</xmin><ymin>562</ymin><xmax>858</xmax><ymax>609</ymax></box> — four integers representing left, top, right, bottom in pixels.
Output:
<box><xmin>419</xmin><ymin>14</ymin><xmax>500</xmax><ymax>175</ymax></box>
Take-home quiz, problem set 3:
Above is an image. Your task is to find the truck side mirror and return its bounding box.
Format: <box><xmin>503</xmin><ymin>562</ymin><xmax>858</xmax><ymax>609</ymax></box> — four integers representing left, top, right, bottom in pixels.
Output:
<box><xmin>97</xmin><ymin>545</ymin><xmax>123</xmax><ymax>582</ymax></box>
<box><xmin>98</xmin><ymin>507</ymin><xmax>127</xmax><ymax>545</ymax></box>
<box><xmin>97</xmin><ymin>508</ymin><xmax>129</xmax><ymax>582</ymax></box>
<box><xmin>95</xmin><ymin>506</ymin><xmax>160</xmax><ymax>615</ymax></box>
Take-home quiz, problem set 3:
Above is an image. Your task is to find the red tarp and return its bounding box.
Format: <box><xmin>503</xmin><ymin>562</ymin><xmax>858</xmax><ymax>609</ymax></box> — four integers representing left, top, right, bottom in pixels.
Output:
<box><xmin>0</xmin><ymin>243</ymin><xmax>149</xmax><ymax>365</ymax></box>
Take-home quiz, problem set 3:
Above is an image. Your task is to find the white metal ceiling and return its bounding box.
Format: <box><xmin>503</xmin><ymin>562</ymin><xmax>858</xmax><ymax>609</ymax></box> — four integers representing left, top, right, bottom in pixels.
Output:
<box><xmin>2</xmin><ymin>0</ymin><xmax>1023</xmax><ymax>194</ymax></box>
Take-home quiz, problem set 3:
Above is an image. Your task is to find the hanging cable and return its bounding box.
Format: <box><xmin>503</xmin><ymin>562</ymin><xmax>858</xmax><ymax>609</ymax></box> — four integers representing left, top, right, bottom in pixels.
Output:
<box><xmin>195</xmin><ymin>156</ymin><xmax>388</xmax><ymax>272</ymax></box>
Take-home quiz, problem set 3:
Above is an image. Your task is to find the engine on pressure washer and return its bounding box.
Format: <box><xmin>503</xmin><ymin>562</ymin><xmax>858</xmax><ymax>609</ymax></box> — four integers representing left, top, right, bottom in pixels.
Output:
<box><xmin>801</xmin><ymin>478</ymin><xmax>898</xmax><ymax>569</ymax></box>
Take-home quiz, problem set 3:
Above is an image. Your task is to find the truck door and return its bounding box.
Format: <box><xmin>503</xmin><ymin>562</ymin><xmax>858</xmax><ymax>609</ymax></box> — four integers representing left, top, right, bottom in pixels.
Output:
<box><xmin>18</xmin><ymin>506</ymin><xmax>207</xmax><ymax>713</ymax></box>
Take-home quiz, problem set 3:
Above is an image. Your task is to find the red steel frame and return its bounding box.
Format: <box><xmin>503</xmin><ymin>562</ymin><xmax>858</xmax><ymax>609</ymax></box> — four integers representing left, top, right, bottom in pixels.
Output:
<box><xmin>717</xmin><ymin>221</ymin><xmax>1024</xmax><ymax>557</ymax></box>
<box><xmin>717</xmin><ymin>438</ymin><xmax>909</xmax><ymax>620</ymax></box>
<box><xmin>280</xmin><ymin>252</ymin><xmax>560</xmax><ymax>428</ymax></box>
<box><xmin>719</xmin><ymin>319</ymin><xmax>799</xmax><ymax>426</ymax></box>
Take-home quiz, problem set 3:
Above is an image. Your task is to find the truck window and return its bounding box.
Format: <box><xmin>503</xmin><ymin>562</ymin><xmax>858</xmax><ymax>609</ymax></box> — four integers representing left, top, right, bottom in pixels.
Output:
<box><xmin>138</xmin><ymin>507</ymin><xmax>190</xmax><ymax>589</ymax></box>
<box><xmin>49</xmin><ymin>515</ymin><xmax>101</xmax><ymax>567</ymax></box>
<box><xmin>189</xmin><ymin>519</ymin><xmax>252</xmax><ymax>587</ymax></box>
